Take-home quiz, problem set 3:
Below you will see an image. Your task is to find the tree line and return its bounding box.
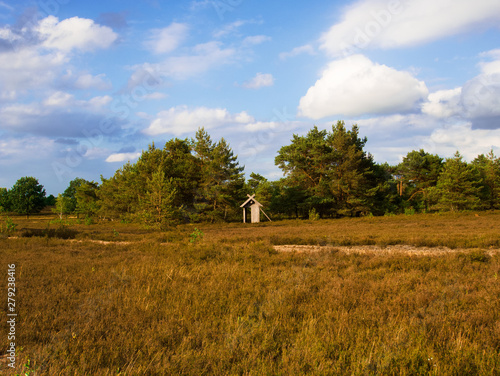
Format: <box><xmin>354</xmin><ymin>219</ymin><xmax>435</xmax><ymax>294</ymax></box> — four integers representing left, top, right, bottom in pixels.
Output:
<box><xmin>1</xmin><ymin>122</ymin><xmax>499</xmax><ymax>225</ymax></box>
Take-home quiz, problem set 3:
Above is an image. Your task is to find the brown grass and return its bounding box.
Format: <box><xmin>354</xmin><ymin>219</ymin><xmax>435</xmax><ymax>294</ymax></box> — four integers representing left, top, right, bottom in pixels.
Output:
<box><xmin>1</xmin><ymin>211</ymin><xmax>500</xmax><ymax>375</ymax></box>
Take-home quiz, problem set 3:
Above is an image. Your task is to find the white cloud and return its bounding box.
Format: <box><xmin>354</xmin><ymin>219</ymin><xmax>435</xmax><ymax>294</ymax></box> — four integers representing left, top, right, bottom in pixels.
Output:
<box><xmin>279</xmin><ymin>44</ymin><xmax>316</xmax><ymax>60</ymax></box>
<box><xmin>242</xmin><ymin>73</ymin><xmax>274</xmax><ymax>89</ymax></box>
<box><xmin>298</xmin><ymin>54</ymin><xmax>428</xmax><ymax>119</ymax></box>
<box><xmin>144</xmin><ymin>106</ymin><xmax>254</xmax><ymax>136</ymax></box>
<box><xmin>0</xmin><ymin>94</ymin><xmax>115</xmax><ymax>137</ymax></box>
<box><xmin>420</xmin><ymin>50</ymin><xmax>500</xmax><ymax>128</ymax></box>
<box><xmin>129</xmin><ymin>41</ymin><xmax>235</xmax><ymax>83</ymax></box>
<box><xmin>320</xmin><ymin>0</ymin><xmax>500</xmax><ymax>57</ymax></box>
<box><xmin>421</xmin><ymin>88</ymin><xmax>462</xmax><ymax>118</ymax></box>
<box><xmin>144</xmin><ymin>23</ymin><xmax>189</xmax><ymax>54</ymax></box>
<box><xmin>0</xmin><ymin>48</ymin><xmax>66</xmax><ymax>97</ymax></box>
<box><xmin>461</xmin><ymin>53</ymin><xmax>500</xmax><ymax>122</ymax></box>
<box><xmin>213</xmin><ymin>20</ymin><xmax>247</xmax><ymax>38</ymax></box>
<box><xmin>424</xmin><ymin>123</ymin><xmax>500</xmax><ymax>160</ymax></box>
<box><xmin>74</xmin><ymin>73</ymin><xmax>112</xmax><ymax>90</ymax></box>
<box><xmin>143</xmin><ymin>92</ymin><xmax>167</xmax><ymax>100</ymax></box>
<box><xmin>105</xmin><ymin>152</ymin><xmax>141</xmax><ymax>163</ymax></box>
<box><xmin>0</xmin><ymin>16</ymin><xmax>117</xmax><ymax>99</ymax></box>
<box><xmin>43</xmin><ymin>91</ymin><xmax>74</xmax><ymax>107</ymax></box>
<box><xmin>244</xmin><ymin>121</ymin><xmax>280</xmax><ymax>132</ymax></box>
<box><xmin>242</xmin><ymin>35</ymin><xmax>271</xmax><ymax>45</ymax></box>
<box><xmin>36</xmin><ymin>16</ymin><xmax>118</xmax><ymax>52</ymax></box>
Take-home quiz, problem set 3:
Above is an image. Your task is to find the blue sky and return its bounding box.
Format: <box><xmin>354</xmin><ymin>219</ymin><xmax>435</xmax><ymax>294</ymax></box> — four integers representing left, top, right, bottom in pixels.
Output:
<box><xmin>1</xmin><ymin>0</ymin><xmax>500</xmax><ymax>195</ymax></box>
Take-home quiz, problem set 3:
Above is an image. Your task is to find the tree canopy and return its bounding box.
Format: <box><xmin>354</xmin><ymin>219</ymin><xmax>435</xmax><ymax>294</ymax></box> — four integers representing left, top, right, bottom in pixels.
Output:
<box><xmin>10</xmin><ymin>176</ymin><xmax>46</xmax><ymax>218</ymax></box>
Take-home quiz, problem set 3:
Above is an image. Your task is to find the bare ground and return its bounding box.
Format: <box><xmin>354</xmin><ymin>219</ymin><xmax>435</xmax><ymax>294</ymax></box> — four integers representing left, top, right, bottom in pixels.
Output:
<box><xmin>273</xmin><ymin>244</ymin><xmax>500</xmax><ymax>256</ymax></box>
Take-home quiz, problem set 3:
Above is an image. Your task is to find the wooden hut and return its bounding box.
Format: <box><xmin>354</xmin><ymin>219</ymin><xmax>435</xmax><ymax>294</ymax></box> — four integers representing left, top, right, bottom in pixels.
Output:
<box><xmin>240</xmin><ymin>194</ymin><xmax>271</xmax><ymax>223</ymax></box>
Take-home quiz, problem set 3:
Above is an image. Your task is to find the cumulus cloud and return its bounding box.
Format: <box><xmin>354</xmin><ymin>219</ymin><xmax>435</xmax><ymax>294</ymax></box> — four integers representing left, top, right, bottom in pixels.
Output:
<box><xmin>421</xmin><ymin>88</ymin><xmax>462</xmax><ymax>118</ymax></box>
<box><xmin>0</xmin><ymin>16</ymin><xmax>116</xmax><ymax>98</ymax></box>
<box><xmin>143</xmin><ymin>106</ymin><xmax>254</xmax><ymax>136</ymax></box>
<box><xmin>461</xmin><ymin>57</ymin><xmax>500</xmax><ymax>126</ymax></box>
<box><xmin>320</xmin><ymin>0</ymin><xmax>500</xmax><ymax>57</ymax></box>
<box><xmin>298</xmin><ymin>54</ymin><xmax>428</xmax><ymax>119</ymax></box>
<box><xmin>424</xmin><ymin>123</ymin><xmax>500</xmax><ymax>160</ymax></box>
<box><xmin>36</xmin><ymin>16</ymin><xmax>118</xmax><ymax>52</ymax></box>
<box><xmin>0</xmin><ymin>48</ymin><xmax>66</xmax><ymax>98</ymax></box>
<box><xmin>421</xmin><ymin>50</ymin><xmax>500</xmax><ymax>129</ymax></box>
<box><xmin>105</xmin><ymin>152</ymin><xmax>141</xmax><ymax>163</ymax></box>
<box><xmin>242</xmin><ymin>73</ymin><xmax>274</xmax><ymax>89</ymax></box>
<box><xmin>144</xmin><ymin>22</ymin><xmax>188</xmax><ymax>54</ymax></box>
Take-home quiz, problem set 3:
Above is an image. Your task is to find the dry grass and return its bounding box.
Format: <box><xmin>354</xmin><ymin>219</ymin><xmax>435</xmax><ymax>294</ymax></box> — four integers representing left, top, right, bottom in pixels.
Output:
<box><xmin>1</xmin><ymin>211</ymin><xmax>500</xmax><ymax>375</ymax></box>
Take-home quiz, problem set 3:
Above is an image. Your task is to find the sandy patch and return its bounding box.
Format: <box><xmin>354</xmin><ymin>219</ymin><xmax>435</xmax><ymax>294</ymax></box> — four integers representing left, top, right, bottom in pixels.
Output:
<box><xmin>273</xmin><ymin>244</ymin><xmax>500</xmax><ymax>256</ymax></box>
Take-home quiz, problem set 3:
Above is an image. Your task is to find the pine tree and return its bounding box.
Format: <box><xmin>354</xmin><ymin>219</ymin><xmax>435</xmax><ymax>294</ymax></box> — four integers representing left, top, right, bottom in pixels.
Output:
<box><xmin>434</xmin><ymin>152</ymin><xmax>483</xmax><ymax>211</ymax></box>
<box><xmin>275</xmin><ymin>121</ymin><xmax>379</xmax><ymax>217</ymax></box>
<box><xmin>139</xmin><ymin>167</ymin><xmax>179</xmax><ymax>228</ymax></box>
<box><xmin>193</xmin><ymin>128</ymin><xmax>244</xmax><ymax>222</ymax></box>
<box><xmin>75</xmin><ymin>181</ymin><xmax>100</xmax><ymax>219</ymax></box>
<box><xmin>397</xmin><ymin>149</ymin><xmax>443</xmax><ymax>211</ymax></box>
<box><xmin>472</xmin><ymin>150</ymin><xmax>500</xmax><ymax>210</ymax></box>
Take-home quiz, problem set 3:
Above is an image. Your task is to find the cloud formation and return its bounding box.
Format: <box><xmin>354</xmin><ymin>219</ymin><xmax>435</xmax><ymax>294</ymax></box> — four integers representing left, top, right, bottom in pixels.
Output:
<box><xmin>279</xmin><ymin>44</ymin><xmax>315</xmax><ymax>60</ymax></box>
<box><xmin>421</xmin><ymin>50</ymin><xmax>500</xmax><ymax>129</ymax></box>
<box><xmin>129</xmin><ymin>41</ymin><xmax>235</xmax><ymax>84</ymax></box>
<box><xmin>298</xmin><ymin>54</ymin><xmax>428</xmax><ymax>119</ymax></box>
<box><xmin>144</xmin><ymin>106</ymin><xmax>254</xmax><ymax>136</ymax></box>
<box><xmin>320</xmin><ymin>0</ymin><xmax>500</xmax><ymax>57</ymax></box>
<box><xmin>36</xmin><ymin>16</ymin><xmax>118</xmax><ymax>52</ymax></box>
<box><xmin>144</xmin><ymin>22</ymin><xmax>189</xmax><ymax>54</ymax></box>
<box><xmin>242</xmin><ymin>73</ymin><xmax>274</xmax><ymax>89</ymax></box>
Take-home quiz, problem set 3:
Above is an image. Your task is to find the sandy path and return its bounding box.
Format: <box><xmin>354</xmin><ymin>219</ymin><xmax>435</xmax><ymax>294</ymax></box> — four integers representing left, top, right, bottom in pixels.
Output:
<box><xmin>273</xmin><ymin>244</ymin><xmax>500</xmax><ymax>256</ymax></box>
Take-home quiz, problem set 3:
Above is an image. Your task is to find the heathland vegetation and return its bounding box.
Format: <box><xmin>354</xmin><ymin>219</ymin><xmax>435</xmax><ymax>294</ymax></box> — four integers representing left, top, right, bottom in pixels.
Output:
<box><xmin>1</xmin><ymin>211</ymin><xmax>500</xmax><ymax>375</ymax></box>
<box><xmin>1</xmin><ymin>122</ymin><xmax>500</xmax><ymax>228</ymax></box>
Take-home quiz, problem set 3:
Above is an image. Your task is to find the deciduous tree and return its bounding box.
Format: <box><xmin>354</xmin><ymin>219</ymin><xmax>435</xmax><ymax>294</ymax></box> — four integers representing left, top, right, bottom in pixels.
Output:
<box><xmin>10</xmin><ymin>177</ymin><xmax>46</xmax><ymax>218</ymax></box>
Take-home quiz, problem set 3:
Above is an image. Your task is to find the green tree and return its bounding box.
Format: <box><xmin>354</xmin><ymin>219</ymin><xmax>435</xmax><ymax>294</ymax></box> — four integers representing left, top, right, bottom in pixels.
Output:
<box><xmin>275</xmin><ymin>121</ymin><xmax>380</xmax><ymax>217</ymax></box>
<box><xmin>44</xmin><ymin>194</ymin><xmax>56</xmax><ymax>207</ymax></box>
<box><xmin>0</xmin><ymin>188</ymin><xmax>12</xmax><ymax>212</ymax></box>
<box><xmin>397</xmin><ymin>149</ymin><xmax>443</xmax><ymax>211</ymax></box>
<box><xmin>10</xmin><ymin>177</ymin><xmax>46</xmax><ymax>218</ymax></box>
<box><xmin>75</xmin><ymin>181</ymin><xmax>100</xmax><ymax>219</ymax></box>
<box><xmin>432</xmin><ymin>152</ymin><xmax>482</xmax><ymax>212</ymax></box>
<box><xmin>247</xmin><ymin>172</ymin><xmax>268</xmax><ymax>192</ymax></box>
<box><xmin>268</xmin><ymin>179</ymin><xmax>307</xmax><ymax>219</ymax></box>
<box><xmin>99</xmin><ymin>163</ymin><xmax>139</xmax><ymax>220</ymax></box>
<box><xmin>193</xmin><ymin>128</ymin><xmax>245</xmax><ymax>222</ymax></box>
<box><xmin>139</xmin><ymin>167</ymin><xmax>179</xmax><ymax>228</ymax></box>
<box><xmin>63</xmin><ymin>178</ymin><xmax>90</xmax><ymax>214</ymax></box>
<box><xmin>99</xmin><ymin>139</ymin><xmax>200</xmax><ymax>222</ymax></box>
<box><xmin>52</xmin><ymin>194</ymin><xmax>72</xmax><ymax>220</ymax></box>
<box><xmin>472</xmin><ymin>150</ymin><xmax>500</xmax><ymax>210</ymax></box>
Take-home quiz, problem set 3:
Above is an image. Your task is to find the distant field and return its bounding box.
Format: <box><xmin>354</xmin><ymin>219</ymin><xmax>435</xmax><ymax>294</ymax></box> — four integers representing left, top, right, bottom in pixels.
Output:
<box><xmin>1</xmin><ymin>211</ymin><xmax>500</xmax><ymax>375</ymax></box>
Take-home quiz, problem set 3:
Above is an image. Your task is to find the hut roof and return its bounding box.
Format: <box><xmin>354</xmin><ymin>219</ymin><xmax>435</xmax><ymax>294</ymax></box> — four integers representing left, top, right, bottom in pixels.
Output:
<box><xmin>240</xmin><ymin>194</ymin><xmax>263</xmax><ymax>208</ymax></box>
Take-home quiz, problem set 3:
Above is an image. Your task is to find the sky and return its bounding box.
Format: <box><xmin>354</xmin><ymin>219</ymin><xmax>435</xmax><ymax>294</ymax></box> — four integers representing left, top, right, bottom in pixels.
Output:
<box><xmin>0</xmin><ymin>0</ymin><xmax>500</xmax><ymax>195</ymax></box>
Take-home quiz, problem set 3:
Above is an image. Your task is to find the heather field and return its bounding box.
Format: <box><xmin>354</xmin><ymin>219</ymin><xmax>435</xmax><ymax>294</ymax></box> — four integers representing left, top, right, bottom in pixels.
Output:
<box><xmin>1</xmin><ymin>211</ymin><xmax>500</xmax><ymax>375</ymax></box>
